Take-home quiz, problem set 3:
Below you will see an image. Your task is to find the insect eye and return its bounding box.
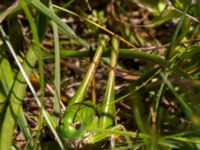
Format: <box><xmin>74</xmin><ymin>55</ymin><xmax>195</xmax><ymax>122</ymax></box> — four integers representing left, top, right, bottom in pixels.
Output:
<box><xmin>71</xmin><ymin>121</ymin><xmax>81</xmax><ymax>130</ymax></box>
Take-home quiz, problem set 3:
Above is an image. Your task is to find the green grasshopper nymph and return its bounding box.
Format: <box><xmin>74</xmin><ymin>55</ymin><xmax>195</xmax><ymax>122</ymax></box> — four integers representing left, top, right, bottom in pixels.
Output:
<box><xmin>58</xmin><ymin>36</ymin><xmax>120</xmax><ymax>148</ymax></box>
<box><xmin>58</xmin><ymin>35</ymin><xmax>108</xmax><ymax>139</ymax></box>
<box><xmin>58</xmin><ymin>101</ymin><xmax>97</xmax><ymax>139</ymax></box>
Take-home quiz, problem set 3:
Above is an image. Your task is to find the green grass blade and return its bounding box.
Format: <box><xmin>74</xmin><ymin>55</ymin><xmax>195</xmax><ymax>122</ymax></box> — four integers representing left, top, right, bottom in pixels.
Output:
<box><xmin>20</xmin><ymin>0</ymin><xmax>45</xmax><ymax>106</ymax></box>
<box><xmin>0</xmin><ymin>1</ymin><xmax>21</xmax><ymax>23</ymax></box>
<box><xmin>164</xmin><ymin>136</ymin><xmax>200</xmax><ymax>144</ymax></box>
<box><xmin>119</xmin><ymin>49</ymin><xmax>168</xmax><ymax>65</ymax></box>
<box><xmin>0</xmin><ymin>84</ymin><xmax>6</xmax><ymax>127</ymax></box>
<box><xmin>59</xmin><ymin>48</ymin><xmax>168</xmax><ymax>66</ymax></box>
<box><xmin>51</xmin><ymin>2</ymin><xmax>61</xmax><ymax>125</ymax></box>
<box><xmin>165</xmin><ymin>4</ymin><xmax>190</xmax><ymax>59</ymax></box>
<box><xmin>116</xmin><ymin>67</ymin><xmax>161</xmax><ymax>103</ymax></box>
<box><xmin>86</xmin><ymin>125</ymin><xmax>122</xmax><ymax>144</ymax></box>
<box><xmin>36</xmin><ymin>0</ymin><xmax>50</xmax><ymax>41</ymax></box>
<box><xmin>0</xmin><ymin>52</ymin><xmax>14</xmax><ymax>95</ymax></box>
<box><xmin>88</xmin><ymin>125</ymin><xmax>150</xmax><ymax>142</ymax></box>
<box><xmin>0</xmin><ymin>47</ymin><xmax>33</xmax><ymax>148</ymax></box>
<box><xmin>17</xmin><ymin>107</ymin><xmax>33</xmax><ymax>146</ymax></box>
<box><xmin>60</xmin><ymin>49</ymin><xmax>90</xmax><ymax>57</ymax></box>
<box><xmin>0</xmin><ymin>52</ymin><xmax>14</xmax><ymax>126</ymax></box>
<box><xmin>0</xmin><ymin>51</ymin><xmax>32</xmax><ymax>149</ymax></box>
<box><xmin>150</xmin><ymin>10</ymin><xmax>175</xmax><ymax>27</ymax></box>
<box><xmin>31</xmin><ymin>0</ymin><xmax>89</xmax><ymax>48</ymax></box>
<box><xmin>155</xmin><ymin>83</ymin><xmax>165</xmax><ymax>116</ymax></box>
<box><xmin>52</xmin><ymin>4</ymin><xmax>135</xmax><ymax>48</ymax></box>
<box><xmin>134</xmin><ymin>102</ymin><xmax>147</xmax><ymax>134</ymax></box>
<box><xmin>160</xmin><ymin>72</ymin><xmax>193</xmax><ymax>117</ymax></box>
<box><xmin>58</xmin><ymin>48</ymin><xmax>191</xmax><ymax>78</ymax></box>
<box><xmin>19</xmin><ymin>1</ymin><xmax>45</xmax><ymax>148</ymax></box>
<box><xmin>0</xmin><ymin>26</ymin><xmax>65</xmax><ymax>150</ymax></box>
<box><xmin>0</xmin><ymin>44</ymin><xmax>37</xmax><ymax>150</ymax></box>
